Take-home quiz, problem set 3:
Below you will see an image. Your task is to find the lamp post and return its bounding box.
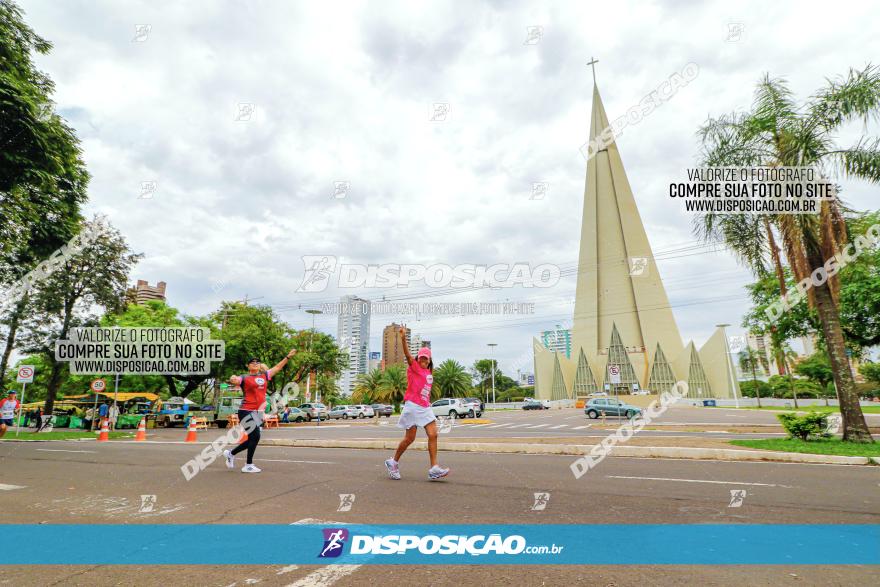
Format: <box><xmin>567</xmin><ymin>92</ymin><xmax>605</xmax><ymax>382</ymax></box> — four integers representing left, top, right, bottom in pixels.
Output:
<box><xmin>305</xmin><ymin>309</ymin><xmax>323</xmax><ymax>426</ymax></box>
<box><xmin>487</xmin><ymin>343</ymin><xmax>498</xmax><ymax>408</ymax></box>
<box><xmin>716</xmin><ymin>323</ymin><xmax>740</xmax><ymax>408</ymax></box>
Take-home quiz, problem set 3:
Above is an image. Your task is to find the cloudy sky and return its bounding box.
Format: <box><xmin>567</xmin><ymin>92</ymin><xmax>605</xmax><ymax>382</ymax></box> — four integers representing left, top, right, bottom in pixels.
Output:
<box><xmin>20</xmin><ymin>0</ymin><xmax>880</xmax><ymax>373</ymax></box>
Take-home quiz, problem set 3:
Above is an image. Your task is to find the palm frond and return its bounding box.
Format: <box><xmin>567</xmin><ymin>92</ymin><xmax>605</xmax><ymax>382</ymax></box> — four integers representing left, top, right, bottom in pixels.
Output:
<box><xmin>809</xmin><ymin>63</ymin><xmax>880</xmax><ymax>129</ymax></box>
<box><xmin>823</xmin><ymin>137</ymin><xmax>880</xmax><ymax>184</ymax></box>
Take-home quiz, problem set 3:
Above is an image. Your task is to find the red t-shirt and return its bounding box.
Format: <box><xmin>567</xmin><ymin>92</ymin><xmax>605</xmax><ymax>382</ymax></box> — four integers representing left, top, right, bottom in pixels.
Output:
<box><xmin>239</xmin><ymin>371</ymin><xmax>272</xmax><ymax>411</ymax></box>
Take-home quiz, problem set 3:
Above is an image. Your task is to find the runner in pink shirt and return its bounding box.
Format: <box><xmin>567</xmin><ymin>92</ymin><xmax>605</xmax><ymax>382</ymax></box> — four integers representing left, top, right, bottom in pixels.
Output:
<box><xmin>385</xmin><ymin>326</ymin><xmax>449</xmax><ymax>481</ymax></box>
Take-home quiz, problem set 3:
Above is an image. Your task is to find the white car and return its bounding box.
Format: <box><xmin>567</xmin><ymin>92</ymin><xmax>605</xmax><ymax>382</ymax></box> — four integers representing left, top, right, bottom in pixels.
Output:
<box><xmin>351</xmin><ymin>404</ymin><xmax>375</xmax><ymax>418</ymax></box>
<box><xmin>459</xmin><ymin>398</ymin><xmax>483</xmax><ymax>418</ymax></box>
<box><xmin>431</xmin><ymin>398</ymin><xmax>469</xmax><ymax>419</ymax></box>
<box><xmin>632</xmin><ymin>390</ymin><xmax>652</xmax><ymax>396</ymax></box>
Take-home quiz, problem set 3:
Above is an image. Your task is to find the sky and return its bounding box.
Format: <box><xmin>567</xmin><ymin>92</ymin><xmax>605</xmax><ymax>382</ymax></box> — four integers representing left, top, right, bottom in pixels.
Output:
<box><xmin>18</xmin><ymin>0</ymin><xmax>880</xmax><ymax>374</ymax></box>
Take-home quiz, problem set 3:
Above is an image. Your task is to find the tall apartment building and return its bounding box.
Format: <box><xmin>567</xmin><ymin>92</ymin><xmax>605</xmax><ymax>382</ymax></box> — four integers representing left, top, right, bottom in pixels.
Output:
<box><xmin>336</xmin><ymin>296</ymin><xmax>370</xmax><ymax>396</ymax></box>
<box><xmin>130</xmin><ymin>280</ymin><xmax>167</xmax><ymax>305</ymax></box>
<box><xmin>408</xmin><ymin>334</ymin><xmax>431</xmax><ymax>355</ymax></box>
<box><xmin>540</xmin><ymin>325</ymin><xmax>571</xmax><ymax>359</ymax></box>
<box><xmin>382</xmin><ymin>323</ymin><xmax>410</xmax><ymax>368</ymax></box>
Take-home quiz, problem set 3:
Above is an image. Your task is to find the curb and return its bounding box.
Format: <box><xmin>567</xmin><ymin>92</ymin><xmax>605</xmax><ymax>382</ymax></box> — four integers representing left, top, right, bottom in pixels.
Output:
<box><xmin>260</xmin><ymin>438</ymin><xmax>873</xmax><ymax>465</ymax></box>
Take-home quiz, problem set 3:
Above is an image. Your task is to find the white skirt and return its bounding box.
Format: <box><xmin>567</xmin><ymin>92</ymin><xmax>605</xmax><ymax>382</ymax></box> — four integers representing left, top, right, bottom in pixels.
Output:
<box><xmin>397</xmin><ymin>401</ymin><xmax>437</xmax><ymax>429</ymax></box>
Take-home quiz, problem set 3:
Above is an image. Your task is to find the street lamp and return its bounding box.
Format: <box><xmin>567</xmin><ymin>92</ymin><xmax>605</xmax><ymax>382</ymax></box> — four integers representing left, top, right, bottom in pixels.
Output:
<box><xmin>305</xmin><ymin>309</ymin><xmax>323</xmax><ymax>425</ymax></box>
<box><xmin>716</xmin><ymin>323</ymin><xmax>740</xmax><ymax>408</ymax></box>
<box><xmin>487</xmin><ymin>343</ymin><xmax>498</xmax><ymax>408</ymax></box>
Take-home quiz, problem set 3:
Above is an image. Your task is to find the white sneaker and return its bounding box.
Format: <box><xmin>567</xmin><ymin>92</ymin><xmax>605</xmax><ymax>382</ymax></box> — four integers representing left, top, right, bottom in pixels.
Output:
<box><xmin>385</xmin><ymin>458</ymin><xmax>400</xmax><ymax>480</ymax></box>
<box><xmin>241</xmin><ymin>464</ymin><xmax>261</xmax><ymax>473</ymax></box>
<box><xmin>428</xmin><ymin>465</ymin><xmax>449</xmax><ymax>480</ymax></box>
<box><xmin>223</xmin><ymin>450</ymin><xmax>234</xmax><ymax>469</ymax></box>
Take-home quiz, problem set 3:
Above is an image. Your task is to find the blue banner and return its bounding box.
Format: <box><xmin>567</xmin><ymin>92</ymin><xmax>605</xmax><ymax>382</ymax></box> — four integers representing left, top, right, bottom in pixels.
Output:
<box><xmin>1</xmin><ymin>525</ymin><xmax>877</xmax><ymax>565</ymax></box>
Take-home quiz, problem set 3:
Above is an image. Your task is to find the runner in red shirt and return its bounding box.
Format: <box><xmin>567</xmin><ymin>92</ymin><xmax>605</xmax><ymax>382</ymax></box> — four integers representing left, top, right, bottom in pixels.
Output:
<box><xmin>0</xmin><ymin>390</ymin><xmax>21</xmax><ymax>439</ymax></box>
<box><xmin>223</xmin><ymin>349</ymin><xmax>297</xmax><ymax>473</ymax></box>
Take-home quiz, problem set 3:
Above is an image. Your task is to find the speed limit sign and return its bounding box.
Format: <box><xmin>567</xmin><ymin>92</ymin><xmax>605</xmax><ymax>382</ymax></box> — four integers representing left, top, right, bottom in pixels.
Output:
<box><xmin>90</xmin><ymin>379</ymin><xmax>106</xmax><ymax>393</ymax></box>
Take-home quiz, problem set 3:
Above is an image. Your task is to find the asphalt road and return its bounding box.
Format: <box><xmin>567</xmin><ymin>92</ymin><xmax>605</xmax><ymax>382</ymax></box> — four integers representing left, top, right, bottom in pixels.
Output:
<box><xmin>1</xmin><ymin>437</ymin><xmax>878</xmax><ymax>586</ymax></box>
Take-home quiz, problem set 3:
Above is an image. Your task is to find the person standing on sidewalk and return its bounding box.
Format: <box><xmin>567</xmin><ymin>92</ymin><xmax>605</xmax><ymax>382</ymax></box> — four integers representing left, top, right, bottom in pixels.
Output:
<box><xmin>223</xmin><ymin>349</ymin><xmax>297</xmax><ymax>473</ymax></box>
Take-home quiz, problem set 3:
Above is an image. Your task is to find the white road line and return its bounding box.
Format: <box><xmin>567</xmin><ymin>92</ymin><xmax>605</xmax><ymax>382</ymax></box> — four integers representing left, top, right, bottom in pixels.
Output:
<box><xmin>528</xmin><ymin>424</ymin><xmax>549</xmax><ymax>429</ymax></box>
<box><xmin>509</xmin><ymin>424</ymin><xmax>533</xmax><ymax>429</ymax></box>
<box><xmin>36</xmin><ymin>449</ymin><xmax>97</xmax><ymax>453</ymax></box>
<box><xmin>548</xmin><ymin>424</ymin><xmax>568</xmax><ymax>429</ymax></box>
<box><xmin>259</xmin><ymin>459</ymin><xmax>337</xmax><ymax>464</ymax></box>
<box><xmin>606</xmin><ymin>475</ymin><xmax>792</xmax><ymax>488</ymax></box>
<box><xmin>487</xmin><ymin>423</ymin><xmax>511</xmax><ymax>428</ymax></box>
<box><xmin>289</xmin><ymin>518</ymin><xmax>360</xmax><ymax>587</ymax></box>
<box><xmin>573</xmin><ymin>425</ymin><xmax>591</xmax><ymax>430</ymax></box>
<box><xmin>0</xmin><ymin>484</ymin><xmax>26</xmax><ymax>490</ymax></box>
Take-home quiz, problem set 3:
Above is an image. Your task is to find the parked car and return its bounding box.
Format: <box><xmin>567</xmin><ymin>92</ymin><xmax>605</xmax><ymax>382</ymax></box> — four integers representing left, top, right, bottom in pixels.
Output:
<box><xmin>371</xmin><ymin>403</ymin><xmax>393</xmax><ymax>417</ymax></box>
<box><xmin>459</xmin><ymin>398</ymin><xmax>483</xmax><ymax>418</ymax></box>
<box><xmin>350</xmin><ymin>404</ymin><xmax>375</xmax><ymax>418</ymax></box>
<box><xmin>584</xmin><ymin>398</ymin><xmax>642</xmax><ymax>419</ymax></box>
<box><xmin>463</xmin><ymin>397</ymin><xmax>485</xmax><ymax>412</ymax></box>
<box><xmin>522</xmin><ymin>398</ymin><xmax>548</xmax><ymax>410</ymax></box>
<box><xmin>284</xmin><ymin>406</ymin><xmax>307</xmax><ymax>423</ymax></box>
<box><xmin>430</xmin><ymin>398</ymin><xmax>470</xmax><ymax>419</ymax></box>
<box><xmin>328</xmin><ymin>405</ymin><xmax>358</xmax><ymax>420</ymax></box>
<box><xmin>299</xmin><ymin>403</ymin><xmax>329</xmax><ymax>421</ymax></box>
<box><xmin>632</xmin><ymin>389</ymin><xmax>652</xmax><ymax>396</ymax></box>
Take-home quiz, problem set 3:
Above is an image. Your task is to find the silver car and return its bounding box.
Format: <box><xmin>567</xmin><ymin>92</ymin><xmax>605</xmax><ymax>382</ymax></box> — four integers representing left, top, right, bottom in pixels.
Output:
<box><xmin>299</xmin><ymin>403</ymin><xmax>329</xmax><ymax>421</ymax></box>
<box><xmin>328</xmin><ymin>405</ymin><xmax>358</xmax><ymax>420</ymax></box>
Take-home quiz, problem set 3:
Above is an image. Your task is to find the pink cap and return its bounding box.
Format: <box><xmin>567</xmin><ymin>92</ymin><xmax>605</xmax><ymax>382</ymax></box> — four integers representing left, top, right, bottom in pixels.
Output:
<box><xmin>416</xmin><ymin>347</ymin><xmax>432</xmax><ymax>359</ymax></box>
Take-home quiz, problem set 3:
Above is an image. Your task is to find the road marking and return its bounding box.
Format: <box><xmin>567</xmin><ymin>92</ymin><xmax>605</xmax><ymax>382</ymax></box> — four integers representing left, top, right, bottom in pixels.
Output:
<box><xmin>549</xmin><ymin>424</ymin><xmax>568</xmax><ymax>429</ymax></box>
<box><xmin>0</xmin><ymin>484</ymin><xmax>26</xmax><ymax>491</ymax></box>
<box><xmin>36</xmin><ymin>449</ymin><xmax>97</xmax><ymax>453</ymax></box>
<box><xmin>509</xmin><ymin>424</ymin><xmax>533</xmax><ymax>428</ymax></box>
<box><xmin>260</xmin><ymin>459</ymin><xmax>336</xmax><ymax>464</ymax></box>
<box><xmin>528</xmin><ymin>424</ymin><xmax>549</xmax><ymax>429</ymax></box>
<box><xmin>289</xmin><ymin>518</ymin><xmax>360</xmax><ymax>587</ymax></box>
<box><xmin>573</xmin><ymin>425</ymin><xmax>591</xmax><ymax>430</ymax></box>
<box><xmin>488</xmin><ymin>423</ymin><xmax>512</xmax><ymax>428</ymax></box>
<box><xmin>607</xmin><ymin>475</ymin><xmax>792</xmax><ymax>488</ymax></box>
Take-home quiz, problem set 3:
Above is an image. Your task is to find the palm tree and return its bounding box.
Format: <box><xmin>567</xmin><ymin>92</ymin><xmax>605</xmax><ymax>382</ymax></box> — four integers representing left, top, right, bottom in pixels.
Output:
<box><xmin>433</xmin><ymin>359</ymin><xmax>471</xmax><ymax>398</ymax></box>
<box><xmin>738</xmin><ymin>346</ymin><xmax>764</xmax><ymax>408</ymax></box>
<box><xmin>352</xmin><ymin>368</ymin><xmax>384</xmax><ymax>404</ymax></box>
<box><xmin>696</xmin><ymin>65</ymin><xmax>880</xmax><ymax>442</ymax></box>
<box><xmin>780</xmin><ymin>344</ymin><xmax>801</xmax><ymax>409</ymax></box>
<box><xmin>377</xmin><ymin>364</ymin><xmax>407</xmax><ymax>407</ymax></box>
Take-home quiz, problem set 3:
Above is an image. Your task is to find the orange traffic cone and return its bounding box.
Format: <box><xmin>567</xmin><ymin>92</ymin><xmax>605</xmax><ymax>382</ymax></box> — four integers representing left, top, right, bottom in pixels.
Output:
<box><xmin>184</xmin><ymin>419</ymin><xmax>198</xmax><ymax>442</ymax></box>
<box><xmin>135</xmin><ymin>418</ymin><xmax>147</xmax><ymax>441</ymax></box>
<box><xmin>97</xmin><ymin>419</ymin><xmax>110</xmax><ymax>442</ymax></box>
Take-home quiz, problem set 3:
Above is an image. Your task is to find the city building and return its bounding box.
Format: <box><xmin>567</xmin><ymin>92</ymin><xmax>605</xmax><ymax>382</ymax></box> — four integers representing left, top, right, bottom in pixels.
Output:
<box><xmin>540</xmin><ymin>325</ymin><xmax>572</xmax><ymax>359</ymax></box>
<box><xmin>408</xmin><ymin>334</ymin><xmax>431</xmax><ymax>355</ymax></box>
<box><xmin>336</xmin><ymin>295</ymin><xmax>370</xmax><ymax>396</ymax></box>
<box><xmin>533</xmin><ymin>79</ymin><xmax>738</xmax><ymax>401</ymax></box>
<box><xmin>368</xmin><ymin>352</ymin><xmax>382</xmax><ymax>372</ymax></box>
<box><xmin>129</xmin><ymin>280</ymin><xmax>166</xmax><ymax>305</ymax></box>
<box><xmin>382</xmin><ymin>323</ymin><xmax>410</xmax><ymax>368</ymax></box>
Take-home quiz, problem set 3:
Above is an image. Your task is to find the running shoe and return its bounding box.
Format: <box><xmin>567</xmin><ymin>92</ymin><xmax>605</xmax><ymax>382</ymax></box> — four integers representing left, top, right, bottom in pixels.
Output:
<box><xmin>223</xmin><ymin>449</ymin><xmax>234</xmax><ymax>469</ymax></box>
<box><xmin>428</xmin><ymin>465</ymin><xmax>449</xmax><ymax>480</ymax></box>
<box><xmin>241</xmin><ymin>464</ymin><xmax>261</xmax><ymax>473</ymax></box>
<box><xmin>385</xmin><ymin>458</ymin><xmax>400</xmax><ymax>480</ymax></box>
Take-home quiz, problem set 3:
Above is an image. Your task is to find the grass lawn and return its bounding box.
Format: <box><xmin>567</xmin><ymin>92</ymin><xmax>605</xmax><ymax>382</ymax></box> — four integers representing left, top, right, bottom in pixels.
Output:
<box><xmin>730</xmin><ymin>437</ymin><xmax>880</xmax><ymax>457</ymax></box>
<box><xmin>732</xmin><ymin>405</ymin><xmax>880</xmax><ymax>414</ymax></box>
<box><xmin>0</xmin><ymin>430</ymin><xmax>134</xmax><ymax>441</ymax></box>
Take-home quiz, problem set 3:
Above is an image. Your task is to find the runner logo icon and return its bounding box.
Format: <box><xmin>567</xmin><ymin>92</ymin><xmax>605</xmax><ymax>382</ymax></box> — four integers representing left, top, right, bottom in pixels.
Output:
<box><xmin>319</xmin><ymin>528</ymin><xmax>349</xmax><ymax>558</ymax></box>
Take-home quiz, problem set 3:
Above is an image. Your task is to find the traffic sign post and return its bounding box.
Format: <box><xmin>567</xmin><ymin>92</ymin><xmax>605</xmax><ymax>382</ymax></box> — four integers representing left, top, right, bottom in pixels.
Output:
<box><xmin>90</xmin><ymin>379</ymin><xmax>106</xmax><ymax>431</ymax></box>
<box><xmin>608</xmin><ymin>365</ymin><xmax>621</xmax><ymax>404</ymax></box>
<box><xmin>15</xmin><ymin>365</ymin><xmax>35</xmax><ymax>437</ymax></box>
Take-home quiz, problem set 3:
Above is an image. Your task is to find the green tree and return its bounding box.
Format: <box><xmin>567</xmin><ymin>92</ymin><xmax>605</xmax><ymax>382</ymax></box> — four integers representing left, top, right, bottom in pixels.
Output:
<box><xmin>738</xmin><ymin>346</ymin><xmax>765</xmax><ymax>407</ymax></box>
<box><xmin>696</xmin><ymin>66</ymin><xmax>880</xmax><ymax>442</ymax></box>
<box><xmin>377</xmin><ymin>364</ymin><xmax>407</xmax><ymax>407</ymax></box>
<box><xmin>20</xmin><ymin>218</ymin><xmax>140</xmax><ymax>414</ymax></box>
<box><xmin>859</xmin><ymin>362</ymin><xmax>880</xmax><ymax>386</ymax></box>
<box><xmin>353</xmin><ymin>369</ymin><xmax>385</xmax><ymax>404</ymax></box>
<box><xmin>433</xmin><ymin>359</ymin><xmax>471</xmax><ymax>397</ymax></box>
<box><xmin>0</xmin><ymin>0</ymin><xmax>90</xmax><ymax>388</ymax></box>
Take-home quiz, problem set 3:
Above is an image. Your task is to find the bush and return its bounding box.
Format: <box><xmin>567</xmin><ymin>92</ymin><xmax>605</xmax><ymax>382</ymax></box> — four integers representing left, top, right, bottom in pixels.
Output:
<box><xmin>854</xmin><ymin>382</ymin><xmax>880</xmax><ymax>399</ymax></box>
<box><xmin>739</xmin><ymin>379</ymin><xmax>773</xmax><ymax>398</ymax></box>
<box><xmin>777</xmin><ymin>412</ymin><xmax>829</xmax><ymax>441</ymax></box>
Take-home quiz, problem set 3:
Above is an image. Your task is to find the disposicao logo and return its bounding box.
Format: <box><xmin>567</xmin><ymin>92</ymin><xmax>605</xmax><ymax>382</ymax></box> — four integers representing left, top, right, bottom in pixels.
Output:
<box><xmin>318</xmin><ymin>528</ymin><xmax>349</xmax><ymax>558</ymax></box>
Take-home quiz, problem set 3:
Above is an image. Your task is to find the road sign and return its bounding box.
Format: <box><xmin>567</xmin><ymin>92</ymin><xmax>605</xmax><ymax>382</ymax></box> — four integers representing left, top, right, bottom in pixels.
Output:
<box><xmin>608</xmin><ymin>365</ymin><xmax>621</xmax><ymax>384</ymax></box>
<box><xmin>16</xmin><ymin>365</ymin><xmax>35</xmax><ymax>383</ymax></box>
<box><xmin>90</xmin><ymin>379</ymin><xmax>106</xmax><ymax>393</ymax></box>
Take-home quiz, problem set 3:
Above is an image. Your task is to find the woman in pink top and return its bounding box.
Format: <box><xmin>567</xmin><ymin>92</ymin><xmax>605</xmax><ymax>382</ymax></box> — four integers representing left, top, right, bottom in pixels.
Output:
<box><xmin>385</xmin><ymin>326</ymin><xmax>449</xmax><ymax>480</ymax></box>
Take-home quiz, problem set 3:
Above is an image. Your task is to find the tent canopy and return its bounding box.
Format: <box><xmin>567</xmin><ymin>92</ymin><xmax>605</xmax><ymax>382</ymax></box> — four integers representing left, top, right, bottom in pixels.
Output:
<box><xmin>60</xmin><ymin>392</ymin><xmax>160</xmax><ymax>402</ymax></box>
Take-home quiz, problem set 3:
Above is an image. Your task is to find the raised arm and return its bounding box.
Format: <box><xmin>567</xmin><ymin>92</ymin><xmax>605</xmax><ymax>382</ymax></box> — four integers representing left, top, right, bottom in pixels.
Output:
<box><xmin>399</xmin><ymin>326</ymin><xmax>413</xmax><ymax>365</ymax></box>
<box><xmin>268</xmin><ymin>348</ymin><xmax>297</xmax><ymax>378</ymax></box>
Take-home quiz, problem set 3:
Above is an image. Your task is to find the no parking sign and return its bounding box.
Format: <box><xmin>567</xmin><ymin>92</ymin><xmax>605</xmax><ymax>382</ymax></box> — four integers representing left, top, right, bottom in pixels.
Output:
<box><xmin>17</xmin><ymin>365</ymin><xmax>35</xmax><ymax>383</ymax></box>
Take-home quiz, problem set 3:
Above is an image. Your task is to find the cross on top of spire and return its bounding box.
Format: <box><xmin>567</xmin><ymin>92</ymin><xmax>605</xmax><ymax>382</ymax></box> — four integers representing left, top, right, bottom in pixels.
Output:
<box><xmin>587</xmin><ymin>57</ymin><xmax>599</xmax><ymax>84</ymax></box>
